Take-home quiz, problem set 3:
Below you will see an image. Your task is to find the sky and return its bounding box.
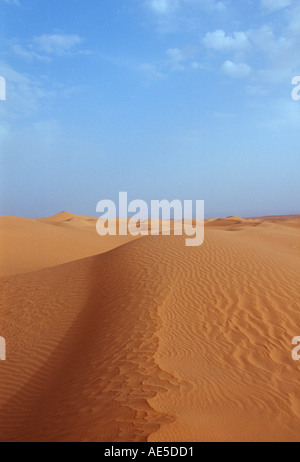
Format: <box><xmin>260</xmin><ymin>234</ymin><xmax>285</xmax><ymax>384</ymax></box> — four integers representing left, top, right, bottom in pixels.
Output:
<box><xmin>0</xmin><ymin>0</ymin><xmax>299</xmax><ymax>218</ymax></box>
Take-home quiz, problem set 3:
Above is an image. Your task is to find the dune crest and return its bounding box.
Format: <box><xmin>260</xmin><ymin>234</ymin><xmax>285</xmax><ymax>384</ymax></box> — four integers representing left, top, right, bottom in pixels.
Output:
<box><xmin>0</xmin><ymin>213</ymin><xmax>137</xmax><ymax>277</ymax></box>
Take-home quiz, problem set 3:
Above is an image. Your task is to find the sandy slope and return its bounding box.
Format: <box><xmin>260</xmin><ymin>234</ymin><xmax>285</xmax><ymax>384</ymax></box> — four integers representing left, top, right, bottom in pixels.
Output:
<box><xmin>0</xmin><ymin>213</ymin><xmax>137</xmax><ymax>277</ymax></box>
<box><xmin>0</xmin><ymin>215</ymin><xmax>299</xmax><ymax>441</ymax></box>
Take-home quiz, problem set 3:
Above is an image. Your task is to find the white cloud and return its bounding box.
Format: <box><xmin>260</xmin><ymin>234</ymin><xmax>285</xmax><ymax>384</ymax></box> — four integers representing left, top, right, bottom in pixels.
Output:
<box><xmin>166</xmin><ymin>47</ymin><xmax>196</xmax><ymax>70</ymax></box>
<box><xmin>202</xmin><ymin>2</ymin><xmax>300</xmax><ymax>86</ymax></box>
<box><xmin>148</xmin><ymin>0</ymin><xmax>179</xmax><ymax>14</ymax></box>
<box><xmin>222</xmin><ymin>60</ymin><xmax>251</xmax><ymax>78</ymax></box>
<box><xmin>147</xmin><ymin>0</ymin><xmax>226</xmax><ymax>17</ymax></box>
<box><xmin>145</xmin><ymin>0</ymin><xmax>227</xmax><ymax>35</ymax></box>
<box><xmin>203</xmin><ymin>30</ymin><xmax>250</xmax><ymax>52</ymax></box>
<box><xmin>167</xmin><ymin>47</ymin><xmax>185</xmax><ymax>62</ymax></box>
<box><xmin>144</xmin><ymin>0</ymin><xmax>299</xmax><ymax>86</ymax></box>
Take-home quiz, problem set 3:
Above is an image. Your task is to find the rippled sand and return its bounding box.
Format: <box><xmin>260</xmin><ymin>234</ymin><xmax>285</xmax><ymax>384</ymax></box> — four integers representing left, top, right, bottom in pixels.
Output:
<box><xmin>0</xmin><ymin>213</ymin><xmax>299</xmax><ymax>441</ymax></box>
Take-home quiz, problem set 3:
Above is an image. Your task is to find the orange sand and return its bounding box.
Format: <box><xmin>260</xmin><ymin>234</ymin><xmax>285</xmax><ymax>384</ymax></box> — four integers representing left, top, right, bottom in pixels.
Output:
<box><xmin>0</xmin><ymin>213</ymin><xmax>299</xmax><ymax>442</ymax></box>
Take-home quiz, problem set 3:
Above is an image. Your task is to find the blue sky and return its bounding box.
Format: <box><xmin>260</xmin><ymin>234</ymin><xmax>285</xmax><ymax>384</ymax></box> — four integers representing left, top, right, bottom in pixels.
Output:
<box><xmin>0</xmin><ymin>0</ymin><xmax>299</xmax><ymax>218</ymax></box>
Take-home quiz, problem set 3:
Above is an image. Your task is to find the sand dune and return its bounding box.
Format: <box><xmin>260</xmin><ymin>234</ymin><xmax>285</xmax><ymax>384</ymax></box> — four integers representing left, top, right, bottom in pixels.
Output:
<box><xmin>0</xmin><ymin>214</ymin><xmax>299</xmax><ymax>441</ymax></box>
<box><xmin>0</xmin><ymin>213</ymin><xmax>137</xmax><ymax>277</ymax></box>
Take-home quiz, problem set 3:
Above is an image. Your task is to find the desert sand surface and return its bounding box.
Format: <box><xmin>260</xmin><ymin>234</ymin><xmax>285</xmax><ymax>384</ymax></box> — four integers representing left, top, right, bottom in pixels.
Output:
<box><xmin>0</xmin><ymin>214</ymin><xmax>299</xmax><ymax>442</ymax></box>
<box><xmin>0</xmin><ymin>213</ymin><xmax>138</xmax><ymax>277</ymax></box>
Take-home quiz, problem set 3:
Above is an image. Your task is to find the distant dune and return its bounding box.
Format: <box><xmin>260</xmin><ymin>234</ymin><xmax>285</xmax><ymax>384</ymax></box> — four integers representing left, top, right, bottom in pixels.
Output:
<box><xmin>0</xmin><ymin>213</ymin><xmax>299</xmax><ymax>441</ymax></box>
<box><xmin>248</xmin><ymin>214</ymin><xmax>300</xmax><ymax>221</ymax></box>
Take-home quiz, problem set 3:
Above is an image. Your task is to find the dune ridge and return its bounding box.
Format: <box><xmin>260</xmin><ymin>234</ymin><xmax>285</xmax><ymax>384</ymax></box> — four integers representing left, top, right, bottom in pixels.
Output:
<box><xmin>0</xmin><ymin>214</ymin><xmax>138</xmax><ymax>277</ymax></box>
<box><xmin>0</xmin><ymin>239</ymin><xmax>180</xmax><ymax>442</ymax></box>
<box><xmin>0</xmin><ymin>214</ymin><xmax>299</xmax><ymax>441</ymax></box>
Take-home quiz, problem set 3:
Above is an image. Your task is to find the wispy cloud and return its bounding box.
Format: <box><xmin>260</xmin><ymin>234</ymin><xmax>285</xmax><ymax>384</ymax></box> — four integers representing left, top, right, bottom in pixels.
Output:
<box><xmin>12</xmin><ymin>34</ymin><xmax>87</xmax><ymax>63</ymax></box>
<box><xmin>261</xmin><ymin>98</ymin><xmax>300</xmax><ymax>128</ymax></box>
<box><xmin>12</xmin><ymin>44</ymin><xmax>51</xmax><ymax>63</ymax></box>
<box><xmin>0</xmin><ymin>63</ymin><xmax>48</xmax><ymax>119</ymax></box>
<box><xmin>1</xmin><ymin>0</ymin><xmax>20</xmax><ymax>6</ymax></box>
<box><xmin>147</xmin><ymin>0</ymin><xmax>226</xmax><ymax>16</ymax></box>
<box><xmin>261</xmin><ymin>0</ymin><xmax>294</xmax><ymax>12</ymax></box>
<box><xmin>140</xmin><ymin>62</ymin><xmax>167</xmax><ymax>80</ymax></box>
<box><xmin>33</xmin><ymin>34</ymin><xmax>84</xmax><ymax>56</ymax></box>
<box><xmin>140</xmin><ymin>44</ymin><xmax>205</xmax><ymax>80</ymax></box>
<box><xmin>166</xmin><ymin>46</ymin><xmax>201</xmax><ymax>70</ymax></box>
<box><xmin>0</xmin><ymin>62</ymin><xmax>83</xmax><ymax>120</ymax></box>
